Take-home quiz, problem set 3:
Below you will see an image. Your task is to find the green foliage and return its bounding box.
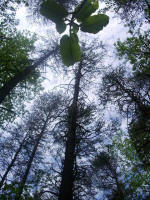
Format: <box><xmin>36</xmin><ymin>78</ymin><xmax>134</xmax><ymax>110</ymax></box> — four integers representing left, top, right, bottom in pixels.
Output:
<box><xmin>129</xmin><ymin>110</ymin><xmax>150</xmax><ymax>167</ymax></box>
<box><xmin>0</xmin><ymin>182</ymin><xmax>33</xmax><ymax>200</ymax></box>
<box><xmin>72</xmin><ymin>23</ymin><xmax>79</xmax><ymax>33</ymax></box>
<box><xmin>116</xmin><ymin>30</ymin><xmax>150</xmax><ymax>76</ymax></box>
<box><xmin>80</xmin><ymin>14</ymin><xmax>109</xmax><ymax>34</ymax></box>
<box><xmin>0</xmin><ymin>26</ymin><xmax>43</xmax><ymax>126</ymax></box>
<box><xmin>0</xmin><ymin>31</ymin><xmax>36</xmax><ymax>87</ymax></box>
<box><xmin>60</xmin><ymin>34</ymin><xmax>81</xmax><ymax>66</ymax></box>
<box><xmin>113</xmin><ymin>131</ymin><xmax>150</xmax><ymax>199</ymax></box>
<box><xmin>39</xmin><ymin>0</ymin><xmax>109</xmax><ymax>66</ymax></box>
<box><xmin>40</xmin><ymin>0</ymin><xmax>68</xmax><ymax>23</ymax></box>
<box><xmin>113</xmin><ymin>132</ymin><xmax>139</xmax><ymax>166</ymax></box>
<box><xmin>71</xmin><ymin>33</ymin><xmax>81</xmax><ymax>62</ymax></box>
<box><xmin>56</xmin><ymin>20</ymin><xmax>66</xmax><ymax>33</ymax></box>
<box><xmin>75</xmin><ymin>0</ymin><xmax>99</xmax><ymax>22</ymax></box>
<box><xmin>0</xmin><ymin>73</ymin><xmax>43</xmax><ymax>126</ymax></box>
<box><xmin>60</xmin><ymin>35</ymin><xmax>73</xmax><ymax>66</ymax></box>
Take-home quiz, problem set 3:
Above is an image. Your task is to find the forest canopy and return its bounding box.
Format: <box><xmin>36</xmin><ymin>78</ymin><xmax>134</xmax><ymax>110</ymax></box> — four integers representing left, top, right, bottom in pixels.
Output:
<box><xmin>0</xmin><ymin>0</ymin><xmax>150</xmax><ymax>199</ymax></box>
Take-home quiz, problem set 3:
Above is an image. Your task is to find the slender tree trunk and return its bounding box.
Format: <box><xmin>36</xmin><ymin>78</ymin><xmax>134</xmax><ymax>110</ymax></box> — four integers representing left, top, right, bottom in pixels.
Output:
<box><xmin>17</xmin><ymin>117</ymin><xmax>49</xmax><ymax>198</ymax></box>
<box><xmin>0</xmin><ymin>47</ymin><xmax>58</xmax><ymax>104</ymax></box>
<box><xmin>0</xmin><ymin>136</ymin><xmax>26</xmax><ymax>189</ymax></box>
<box><xmin>58</xmin><ymin>61</ymin><xmax>83</xmax><ymax>200</ymax></box>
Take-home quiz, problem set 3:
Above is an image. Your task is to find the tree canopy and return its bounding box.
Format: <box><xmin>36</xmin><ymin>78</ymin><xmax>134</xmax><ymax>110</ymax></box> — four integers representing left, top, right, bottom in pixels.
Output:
<box><xmin>0</xmin><ymin>0</ymin><xmax>150</xmax><ymax>199</ymax></box>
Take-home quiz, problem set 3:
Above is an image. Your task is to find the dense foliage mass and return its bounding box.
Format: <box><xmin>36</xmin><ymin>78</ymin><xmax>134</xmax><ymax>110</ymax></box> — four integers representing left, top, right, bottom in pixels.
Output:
<box><xmin>0</xmin><ymin>0</ymin><xmax>150</xmax><ymax>199</ymax></box>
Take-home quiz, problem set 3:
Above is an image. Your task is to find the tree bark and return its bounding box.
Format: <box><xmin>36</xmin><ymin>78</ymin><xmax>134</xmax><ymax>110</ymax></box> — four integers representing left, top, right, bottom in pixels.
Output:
<box><xmin>58</xmin><ymin>61</ymin><xmax>83</xmax><ymax>200</ymax></box>
<box><xmin>0</xmin><ymin>136</ymin><xmax>26</xmax><ymax>189</ymax></box>
<box><xmin>0</xmin><ymin>47</ymin><xmax>58</xmax><ymax>104</ymax></box>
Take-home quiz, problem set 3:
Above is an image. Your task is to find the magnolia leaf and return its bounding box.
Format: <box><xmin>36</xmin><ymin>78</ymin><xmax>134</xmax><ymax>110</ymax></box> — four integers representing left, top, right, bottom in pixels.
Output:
<box><xmin>72</xmin><ymin>23</ymin><xmax>79</xmax><ymax>33</ymax></box>
<box><xmin>81</xmin><ymin>14</ymin><xmax>109</xmax><ymax>34</ymax></box>
<box><xmin>71</xmin><ymin>33</ymin><xmax>81</xmax><ymax>62</ymax></box>
<box><xmin>40</xmin><ymin>0</ymin><xmax>68</xmax><ymax>23</ymax></box>
<box><xmin>60</xmin><ymin>35</ymin><xmax>73</xmax><ymax>66</ymax></box>
<box><xmin>75</xmin><ymin>0</ymin><xmax>99</xmax><ymax>22</ymax></box>
<box><xmin>56</xmin><ymin>21</ymin><xmax>66</xmax><ymax>34</ymax></box>
<box><xmin>60</xmin><ymin>34</ymin><xmax>81</xmax><ymax>66</ymax></box>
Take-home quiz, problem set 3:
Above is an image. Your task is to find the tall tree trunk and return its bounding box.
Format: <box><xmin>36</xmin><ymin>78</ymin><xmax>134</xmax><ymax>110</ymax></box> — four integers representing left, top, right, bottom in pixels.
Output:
<box><xmin>17</xmin><ymin>117</ymin><xmax>49</xmax><ymax>198</ymax></box>
<box><xmin>0</xmin><ymin>136</ymin><xmax>26</xmax><ymax>189</ymax></box>
<box><xmin>0</xmin><ymin>47</ymin><xmax>58</xmax><ymax>104</ymax></box>
<box><xmin>58</xmin><ymin>61</ymin><xmax>83</xmax><ymax>200</ymax></box>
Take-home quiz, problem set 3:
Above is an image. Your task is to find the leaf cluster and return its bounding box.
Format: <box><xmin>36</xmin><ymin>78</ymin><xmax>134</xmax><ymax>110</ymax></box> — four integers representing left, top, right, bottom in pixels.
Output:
<box><xmin>39</xmin><ymin>0</ymin><xmax>109</xmax><ymax>66</ymax></box>
<box><xmin>116</xmin><ymin>30</ymin><xmax>150</xmax><ymax>77</ymax></box>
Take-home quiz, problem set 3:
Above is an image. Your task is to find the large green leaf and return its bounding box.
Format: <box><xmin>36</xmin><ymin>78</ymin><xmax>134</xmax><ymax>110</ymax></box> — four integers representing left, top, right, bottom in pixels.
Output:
<box><xmin>80</xmin><ymin>14</ymin><xmax>109</xmax><ymax>34</ymax></box>
<box><xmin>75</xmin><ymin>0</ymin><xmax>99</xmax><ymax>22</ymax></box>
<box><xmin>56</xmin><ymin>21</ymin><xmax>66</xmax><ymax>34</ymax></box>
<box><xmin>72</xmin><ymin>23</ymin><xmax>79</xmax><ymax>33</ymax></box>
<box><xmin>60</xmin><ymin>35</ymin><xmax>73</xmax><ymax>66</ymax></box>
<box><xmin>60</xmin><ymin>34</ymin><xmax>81</xmax><ymax>66</ymax></box>
<box><xmin>40</xmin><ymin>0</ymin><xmax>68</xmax><ymax>23</ymax></box>
<box><xmin>71</xmin><ymin>33</ymin><xmax>81</xmax><ymax>62</ymax></box>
